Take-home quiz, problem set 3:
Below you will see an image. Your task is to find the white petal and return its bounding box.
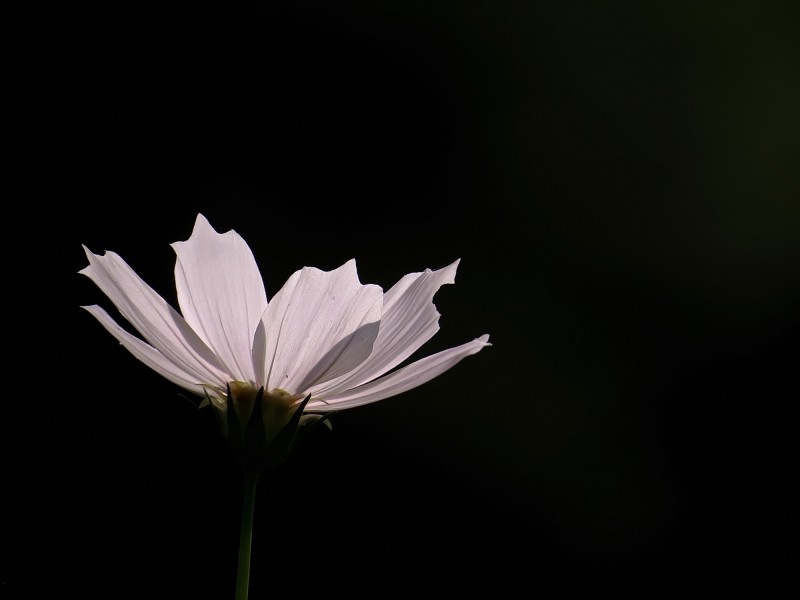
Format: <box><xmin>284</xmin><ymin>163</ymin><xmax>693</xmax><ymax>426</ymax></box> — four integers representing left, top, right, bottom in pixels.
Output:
<box><xmin>80</xmin><ymin>246</ymin><xmax>229</xmax><ymax>385</ymax></box>
<box><xmin>306</xmin><ymin>334</ymin><xmax>491</xmax><ymax>411</ymax></box>
<box><xmin>314</xmin><ymin>260</ymin><xmax>459</xmax><ymax>397</ymax></box>
<box><xmin>261</xmin><ymin>260</ymin><xmax>383</xmax><ymax>393</ymax></box>
<box><xmin>251</xmin><ymin>319</ymin><xmax>268</xmax><ymax>386</ymax></box>
<box><xmin>171</xmin><ymin>214</ymin><xmax>267</xmax><ymax>383</ymax></box>
<box><xmin>82</xmin><ymin>305</ymin><xmax>221</xmax><ymax>395</ymax></box>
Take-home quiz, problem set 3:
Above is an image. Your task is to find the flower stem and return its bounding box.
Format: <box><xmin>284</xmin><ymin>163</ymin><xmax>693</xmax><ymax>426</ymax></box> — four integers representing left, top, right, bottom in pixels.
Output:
<box><xmin>235</xmin><ymin>467</ymin><xmax>261</xmax><ymax>600</ymax></box>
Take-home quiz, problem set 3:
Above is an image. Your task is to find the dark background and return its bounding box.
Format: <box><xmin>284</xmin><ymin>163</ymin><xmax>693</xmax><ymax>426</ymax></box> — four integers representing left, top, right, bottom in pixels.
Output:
<box><xmin>6</xmin><ymin>2</ymin><xmax>798</xmax><ymax>598</ymax></box>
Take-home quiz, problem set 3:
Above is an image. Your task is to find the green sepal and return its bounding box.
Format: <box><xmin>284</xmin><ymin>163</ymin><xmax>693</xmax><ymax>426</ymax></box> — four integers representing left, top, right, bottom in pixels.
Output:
<box><xmin>269</xmin><ymin>393</ymin><xmax>312</xmax><ymax>453</ymax></box>
<box><xmin>294</xmin><ymin>411</ymin><xmax>338</xmax><ymax>446</ymax></box>
<box><xmin>213</xmin><ymin>389</ymin><xmax>337</xmax><ymax>472</ymax></box>
<box><xmin>239</xmin><ymin>393</ymin><xmax>325</xmax><ymax>472</ymax></box>
<box><xmin>242</xmin><ymin>386</ymin><xmax>266</xmax><ymax>455</ymax></box>
<box><xmin>225</xmin><ymin>383</ymin><xmax>244</xmax><ymax>450</ymax></box>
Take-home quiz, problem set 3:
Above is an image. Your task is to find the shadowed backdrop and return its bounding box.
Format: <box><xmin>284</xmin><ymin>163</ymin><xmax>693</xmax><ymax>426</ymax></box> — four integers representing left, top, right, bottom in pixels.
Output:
<box><xmin>6</xmin><ymin>2</ymin><xmax>798</xmax><ymax>598</ymax></box>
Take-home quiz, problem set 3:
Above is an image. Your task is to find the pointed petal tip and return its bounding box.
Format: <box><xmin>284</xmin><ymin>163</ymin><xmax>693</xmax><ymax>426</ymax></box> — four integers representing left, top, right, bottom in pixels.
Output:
<box><xmin>79</xmin><ymin>245</ymin><xmax>99</xmax><ymax>274</ymax></box>
<box><xmin>80</xmin><ymin>243</ymin><xmax>96</xmax><ymax>261</ymax></box>
<box><xmin>444</xmin><ymin>258</ymin><xmax>461</xmax><ymax>282</ymax></box>
<box><xmin>423</xmin><ymin>259</ymin><xmax>461</xmax><ymax>283</ymax></box>
<box><xmin>79</xmin><ymin>246</ymin><xmax>121</xmax><ymax>274</ymax></box>
<box><xmin>171</xmin><ymin>213</ymin><xmax>215</xmax><ymax>246</ymax></box>
<box><xmin>172</xmin><ymin>213</ymin><xmax>248</xmax><ymax>254</ymax></box>
<box><xmin>299</xmin><ymin>258</ymin><xmax>362</xmax><ymax>280</ymax></box>
<box><xmin>193</xmin><ymin>212</ymin><xmax>215</xmax><ymax>232</ymax></box>
<box><xmin>343</xmin><ymin>257</ymin><xmax>359</xmax><ymax>276</ymax></box>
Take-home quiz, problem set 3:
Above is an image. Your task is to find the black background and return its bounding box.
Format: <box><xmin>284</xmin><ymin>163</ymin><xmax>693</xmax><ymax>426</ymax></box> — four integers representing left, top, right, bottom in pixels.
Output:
<box><xmin>6</xmin><ymin>2</ymin><xmax>799</xmax><ymax>598</ymax></box>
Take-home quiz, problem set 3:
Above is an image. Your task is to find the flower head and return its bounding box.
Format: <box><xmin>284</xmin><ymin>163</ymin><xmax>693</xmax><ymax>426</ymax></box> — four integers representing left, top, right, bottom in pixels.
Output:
<box><xmin>80</xmin><ymin>214</ymin><xmax>490</xmax><ymax>467</ymax></box>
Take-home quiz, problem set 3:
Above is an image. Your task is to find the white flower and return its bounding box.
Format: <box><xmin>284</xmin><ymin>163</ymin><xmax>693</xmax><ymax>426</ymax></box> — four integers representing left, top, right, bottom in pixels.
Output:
<box><xmin>80</xmin><ymin>214</ymin><xmax>490</xmax><ymax>464</ymax></box>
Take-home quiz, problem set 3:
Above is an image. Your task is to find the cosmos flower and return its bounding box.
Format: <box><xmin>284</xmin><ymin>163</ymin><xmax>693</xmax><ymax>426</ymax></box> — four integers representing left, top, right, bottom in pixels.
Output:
<box><xmin>80</xmin><ymin>213</ymin><xmax>490</xmax><ymax>467</ymax></box>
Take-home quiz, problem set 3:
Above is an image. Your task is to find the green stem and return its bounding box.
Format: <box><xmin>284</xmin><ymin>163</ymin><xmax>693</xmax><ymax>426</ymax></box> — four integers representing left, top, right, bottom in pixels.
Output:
<box><xmin>235</xmin><ymin>467</ymin><xmax>262</xmax><ymax>600</ymax></box>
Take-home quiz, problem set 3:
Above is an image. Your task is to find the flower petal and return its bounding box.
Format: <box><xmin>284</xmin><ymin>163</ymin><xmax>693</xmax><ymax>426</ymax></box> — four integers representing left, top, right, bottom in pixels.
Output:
<box><xmin>79</xmin><ymin>246</ymin><xmax>229</xmax><ymax>385</ymax></box>
<box><xmin>306</xmin><ymin>334</ymin><xmax>491</xmax><ymax>411</ymax></box>
<box><xmin>171</xmin><ymin>214</ymin><xmax>268</xmax><ymax>383</ymax></box>
<box><xmin>81</xmin><ymin>304</ymin><xmax>222</xmax><ymax>397</ymax></box>
<box><xmin>313</xmin><ymin>260</ymin><xmax>459</xmax><ymax>397</ymax></box>
<box><xmin>261</xmin><ymin>259</ymin><xmax>383</xmax><ymax>393</ymax></box>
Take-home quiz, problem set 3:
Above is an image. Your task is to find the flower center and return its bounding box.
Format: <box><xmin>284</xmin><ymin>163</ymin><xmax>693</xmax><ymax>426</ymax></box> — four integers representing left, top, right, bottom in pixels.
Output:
<box><xmin>227</xmin><ymin>381</ymin><xmax>304</xmax><ymax>442</ymax></box>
